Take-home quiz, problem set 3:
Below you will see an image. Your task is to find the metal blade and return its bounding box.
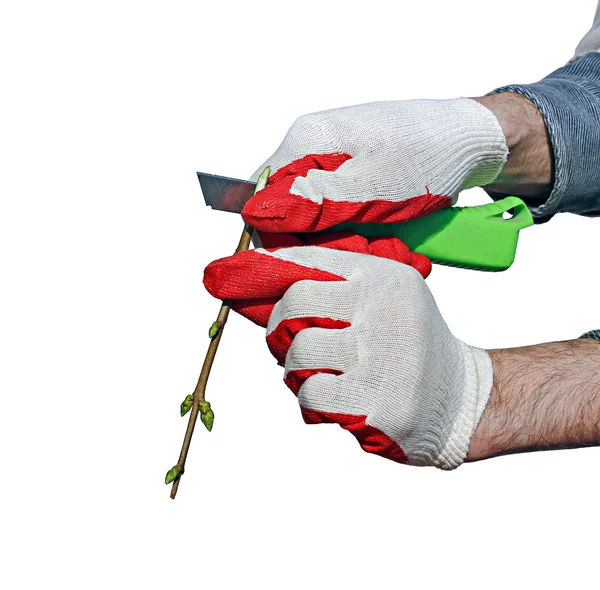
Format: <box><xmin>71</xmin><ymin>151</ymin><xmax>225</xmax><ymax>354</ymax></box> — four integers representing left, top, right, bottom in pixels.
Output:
<box><xmin>197</xmin><ymin>172</ymin><xmax>255</xmax><ymax>214</ymax></box>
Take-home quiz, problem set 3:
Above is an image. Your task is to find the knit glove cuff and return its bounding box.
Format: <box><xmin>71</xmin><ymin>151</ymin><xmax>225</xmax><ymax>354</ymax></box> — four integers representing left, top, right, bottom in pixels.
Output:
<box><xmin>434</xmin><ymin>342</ymin><xmax>493</xmax><ymax>470</ymax></box>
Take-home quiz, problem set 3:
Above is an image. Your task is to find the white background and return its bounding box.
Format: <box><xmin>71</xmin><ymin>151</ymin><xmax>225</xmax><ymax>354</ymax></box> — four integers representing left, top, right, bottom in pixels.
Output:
<box><xmin>2</xmin><ymin>1</ymin><xmax>599</xmax><ymax>588</ymax></box>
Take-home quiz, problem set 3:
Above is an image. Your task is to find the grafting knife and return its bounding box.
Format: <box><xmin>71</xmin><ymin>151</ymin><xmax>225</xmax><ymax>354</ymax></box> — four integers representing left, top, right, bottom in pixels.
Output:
<box><xmin>197</xmin><ymin>171</ymin><xmax>533</xmax><ymax>271</ymax></box>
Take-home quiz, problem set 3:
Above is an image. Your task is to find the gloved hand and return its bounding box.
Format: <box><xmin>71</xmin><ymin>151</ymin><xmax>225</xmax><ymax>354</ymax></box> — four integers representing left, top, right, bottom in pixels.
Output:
<box><xmin>243</xmin><ymin>98</ymin><xmax>508</xmax><ymax>233</ymax></box>
<box><xmin>204</xmin><ymin>245</ymin><xmax>493</xmax><ymax>469</ymax></box>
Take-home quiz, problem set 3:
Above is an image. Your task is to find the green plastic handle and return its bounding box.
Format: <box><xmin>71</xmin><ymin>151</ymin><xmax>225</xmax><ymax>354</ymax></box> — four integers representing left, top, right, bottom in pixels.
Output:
<box><xmin>323</xmin><ymin>197</ymin><xmax>534</xmax><ymax>271</ymax></box>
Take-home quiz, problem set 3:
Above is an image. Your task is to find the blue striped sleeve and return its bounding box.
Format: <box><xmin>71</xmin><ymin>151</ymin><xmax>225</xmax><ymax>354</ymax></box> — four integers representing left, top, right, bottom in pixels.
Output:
<box><xmin>580</xmin><ymin>330</ymin><xmax>600</xmax><ymax>341</ymax></box>
<box><xmin>491</xmin><ymin>52</ymin><xmax>600</xmax><ymax>223</ymax></box>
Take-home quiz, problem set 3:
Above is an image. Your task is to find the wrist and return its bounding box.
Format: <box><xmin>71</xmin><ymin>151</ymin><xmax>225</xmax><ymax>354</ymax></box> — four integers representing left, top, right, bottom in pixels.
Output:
<box><xmin>472</xmin><ymin>93</ymin><xmax>553</xmax><ymax>199</ymax></box>
<box><xmin>434</xmin><ymin>343</ymin><xmax>493</xmax><ymax>469</ymax></box>
<box><xmin>465</xmin><ymin>349</ymin><xmax>505</xmax><ymax>462</ymax></box>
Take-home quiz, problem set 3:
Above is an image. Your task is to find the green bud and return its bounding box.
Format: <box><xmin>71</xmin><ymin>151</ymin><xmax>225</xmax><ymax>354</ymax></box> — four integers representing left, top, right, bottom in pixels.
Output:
<box><xmin>180</xmin><ymin>394</ymin><xmax>194</xmax><ymax>417</ymax></box>
<box><xmin>199</xmin><ymin>400</ymin><xmax>211</xmax><ymax>414</ymax></box>
<box><xmin>165</xmin><ymin>465</ymin><xmax>181</xmax><ymax>485</ymax></box>
<box><xmin>208</xmin><ymin>321</ymin><xmax>221</xmax><ymax>339</ymax></box>
<box><xmin>201</xmin><ymin>409</ymin><xmax>214</xmax><ymax>432</ymax></box>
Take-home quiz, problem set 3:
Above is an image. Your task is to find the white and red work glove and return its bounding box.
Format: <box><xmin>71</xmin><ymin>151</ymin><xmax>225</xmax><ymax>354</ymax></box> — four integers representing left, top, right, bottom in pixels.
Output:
<box><xmin>204</xmin><ymin>245</ymin><xmax>493</xmax><ymax>469</ymax></box>
<box><xmin>243</xmin><ymin>98</ymin><xmax>508</xmax><ymax>234</ymax></box>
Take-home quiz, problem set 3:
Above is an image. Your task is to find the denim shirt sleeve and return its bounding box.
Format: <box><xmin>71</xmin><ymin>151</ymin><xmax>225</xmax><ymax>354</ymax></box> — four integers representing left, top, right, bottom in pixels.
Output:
<box><xmin>581</xmin><ymin>330</ymin><xmax>600</xmax><ymax>341</ymax></box>
<box><xmin>490</xmin><ymin>52</ymin><xmax>600</xmax><ymax>223</ymax></box>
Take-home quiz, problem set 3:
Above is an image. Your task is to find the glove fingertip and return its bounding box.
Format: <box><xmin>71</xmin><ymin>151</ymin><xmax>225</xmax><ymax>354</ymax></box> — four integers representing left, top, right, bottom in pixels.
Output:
<box><xmin>410</xmin><ymin>252</ymin><xmax>433</xmax><ymax>278</ymax></box>
<box><xmin>241</xmin><ymin>179</ymin><xmax>294</xmax><ymax>229</ymax></box>
<box><xmin>369</xmin><ymin>236</ymin><xmax>411</xmax><ymax>264</ymax></box>
<box><xmin>203</xmin><ymin>251</ymin><xmax>260</xmax><ymax>299</ymax></box>
<box><xmin>203</xmin><ymin>257</ymin><xmax>229</xmax><ymax>299</ymax></box>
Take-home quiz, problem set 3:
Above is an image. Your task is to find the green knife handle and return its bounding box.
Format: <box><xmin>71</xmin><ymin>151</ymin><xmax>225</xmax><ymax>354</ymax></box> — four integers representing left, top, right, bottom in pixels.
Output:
<box><xmin>323</xmin><ymin>197</ymin><xmax>534</xmax><ymax>271</ymax></box>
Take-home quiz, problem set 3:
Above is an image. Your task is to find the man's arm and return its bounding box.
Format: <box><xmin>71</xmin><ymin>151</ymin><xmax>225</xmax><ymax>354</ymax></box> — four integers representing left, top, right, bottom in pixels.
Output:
<box><xmin>474</xmin><ymin>52</ymin><xmax>600</xmax><ymax>222</ymax></box>
<box><xmin>467</xmin><ymin>339</ymin><xmax>600</xmax><ymax>461</ymax></box>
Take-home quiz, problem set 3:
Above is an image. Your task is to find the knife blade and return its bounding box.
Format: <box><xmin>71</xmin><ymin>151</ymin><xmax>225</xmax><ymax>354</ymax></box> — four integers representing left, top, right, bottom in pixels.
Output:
<box><xmin>196</xmin><ymin>171</ymin><xmax>534</xmax><ymax>271</ymax></box>
<box><xmin>197</xmin><ymin>172</ymin><xmax>255</xmax><ymax>213</ymax></box>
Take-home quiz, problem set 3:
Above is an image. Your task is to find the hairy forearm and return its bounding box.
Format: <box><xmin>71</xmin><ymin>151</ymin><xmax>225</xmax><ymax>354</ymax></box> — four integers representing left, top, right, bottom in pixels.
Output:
<box><xmin>467</xmin><ymin>339</ymin><xmax>600</xmax><ymax>461</ymax></box>
<box><xmin>473</xmin><ymin>93</ymin><xmax>553</xmax><ymax>199</ymax></box>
